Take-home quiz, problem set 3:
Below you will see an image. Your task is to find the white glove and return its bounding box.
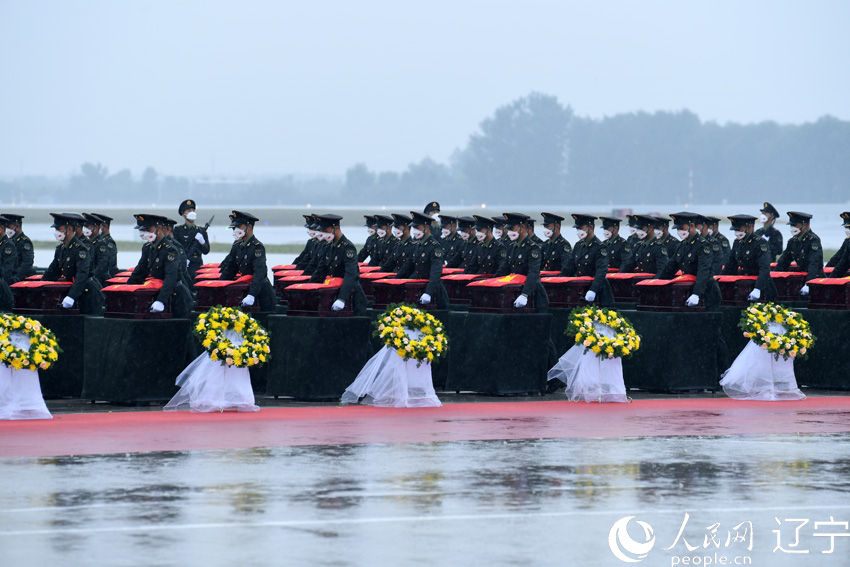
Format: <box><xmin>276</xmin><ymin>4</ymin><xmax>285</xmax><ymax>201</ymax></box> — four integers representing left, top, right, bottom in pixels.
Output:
<box><xmin>800</xmin><ymin>285</ymin><xmax>809</xmax><ymax>296</ymax></box>
<box><xmin>242</xmin><ymin>294</ymin><xmax>255</xmax><ymax>306</ymax></box>
<box><xmin>61</xmin><ymin>296</ymin><xmax>75</xmax><ymax>308</ymax></box>
<box><xmin>584</xmin><ymin>290</ymin><xmax>596</xmax><ymax>302</ymax></box>
<box><xmin>195</xmin><ymin>232</ymin><xmax>206</xmax><ymax>245</ymax></box>
<box><xmin>186</xmin><ymin>259</ymin><xmax>190</xmax><ymax>267</ymax></box>
<box><xmin>748</xmin><ymin>288</ymin><xmax>761</xmax><ymax>301</ymax></box>
<box><xmin>686</xmin><ymin>294</ymin><xmax>700</xmax><ymax>307</ymax></box>
<box><xmin>332</xmin><ymin>299</ymin><xmax>345</xmax><ymax>311</ymax></box>
<box><xmin>420</xmin><ymin>293</ymin><xmax>431</xmax><ymax>305</ymax></box>
<box><xmin>150</xmin><ymin>301</ymin><xmax>165</xmax><ymax>313</ymax></box>
<box><xmin>514</xmin><ymin>294</ymin><xmax>528</xmax><ymax>308</ymax></box>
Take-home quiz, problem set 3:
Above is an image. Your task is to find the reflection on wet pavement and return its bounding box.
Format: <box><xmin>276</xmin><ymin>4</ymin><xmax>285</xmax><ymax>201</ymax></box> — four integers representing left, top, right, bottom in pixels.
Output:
<box><xmin>1</xmin><ymin>435</ymin><xmax>849</xmax><ymax>566</ymax></box>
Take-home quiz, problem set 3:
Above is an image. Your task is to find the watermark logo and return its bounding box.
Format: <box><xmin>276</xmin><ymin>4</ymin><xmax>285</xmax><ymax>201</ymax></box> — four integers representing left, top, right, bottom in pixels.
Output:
<box><xmin>609</xmin><ymin>516</ymin><xmax>656</xmax><ymax>563</ymax></box>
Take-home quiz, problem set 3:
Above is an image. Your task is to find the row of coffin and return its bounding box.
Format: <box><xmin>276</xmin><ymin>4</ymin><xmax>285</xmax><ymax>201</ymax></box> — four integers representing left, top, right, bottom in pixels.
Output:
<box><xmin>7</xmin><ymin>263</ymin><xmax>850</xmax><ymax>318</ymax></box>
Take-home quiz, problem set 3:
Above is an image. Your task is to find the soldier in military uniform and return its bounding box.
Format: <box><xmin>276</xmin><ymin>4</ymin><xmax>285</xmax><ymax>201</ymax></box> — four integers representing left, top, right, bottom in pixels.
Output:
<box><xmin>464</xmin><ymin>215</ymin><xmax>503</xmax><ymax>275</ymax></box>
<box><xmin>828</xmin><ymin>212</ymin><xmax>850</xmax><ymax>278</ymax></box>
<box><xmin>617</xmin><ymin>215</ymin><xmax>641</xmax><ymax>271</ymax></box>
<box><xmin>540</xmin><ymin>212</ymin><xmax>572</xmax><ymax>272</ymax></box>
<box><xmin>775</xmin><ymin>211</ymin><xmax>824</xmax><ymax>297</ymax></box>
<box><xmin>438</xmin><ymin>215</ymin><xmax>464</xmax><ymax>268</ymax></box>
<box><xmin>526</xmin><ymin>219</ymin><xmax>545</xmax><ymax>246</ymax></box>
<box><xmin>620</xmin><ymin>215</ymin><xmax>667</xmax><ymax>274</ymax></box>
<box><xmin>79</xmin><ymin>213</ymin><xmax>97</xmax><ymax>251</ymax></box>
<box><xmin>173</xmin><ymin>199</ymin><xmax>211</xmax><ymax>280</ymax></box>
<box><xmin>656</xmin><ymin>212</ymin><xmax>721</xmax><ymax>310</ymax></box>
<box><xmin>424</xmin><ymin>201</ymin><xmax>442</xmax><ymax>246</ymax></box>
<box><xmin>89</xmin><ymin>213</ymin><xmax>120</xmax><ymax>283</ymax></box>
<box><xmin>0</xmin><ymin>216</ymin><xmax>17</xmax><ymax>311</ymax></box>
<box><xmin>125</xmin><ymin>214</ymin><xmax>194</xmax><ymax>317</ymax></box>
<box><xmin>493</xmin><ymin>212</ymin><xmax>548</xmax><ymax>313</ymax></box>
<box><xmin>652</xmin><ymin>216</ymin><xmax>679</xmax><ymax>258</ymax></box>
<box><xmin>219</xmin><ymin>211</ymin><xmax>277</xmax><ymax>311</ymax></box>
<box><xmin>309</xmin><ymin>214</ymin><xmax>368</xmax><ymax>315</ymax></box>
<box><xmin>559</xmin><ymin>214</ymin><xmax>615</xmax><ymax>306</ymax></box>
<box><xmin>754</xmin><ymin>202</ymin><xmax>783</xmax><ymax>261</ymax></box>
<box><xmin>293</xmin><ymin>215</ymin><xmax>319</xmax><ymax>270</ymax></box>
<box><xmin>357</xmin><ymin>215</ymin><xmax>379</xmax><ymax>263</ymax></box>
<box><xmin>303</xmin><ymin>216</ymin><xmax>332</xmax><ymax>276</ymax></box>
<box><xmin>164</xmin><ymin>218</ymin><xmax>195</xmax><ymax>291</ymax></box>
<box><xmin>722</xmin><ymin>215</ymin><xmax>777</xmax><ymax>301</ymax></box>
<box><xmin>1</xmin><ymin>213</ymin><xmax>35</xmax><ymax>282</ymax></box>
<box><xmin>371</xmin><ymin>215</ymin><xmax>394</xmax><ymax>267</ymax></box>
<box><xmin>380</xmin><ymin>214</ymin><xmax>416</xmax><ymax>272</ymax></box>
<box><xmin>493</xmin><ymin>217</ymin><xmax>509</xmax><ymax>246</ymax></box>
<box><xmin>43</xmin><ymin>213</ymin><xmax>104</xmax><ymax>314</ymax></box>
<box><xmin>447</xmin><ymin>216</ymin><xmax>476</xmax><ymax>269</ymax></box>
<box><xmin>600</xmin><ymin>216</ymin><xmax>627</xmax><ymax>272</ymax></box>
<box><xmin>704</xmin><ymin>216</ymin><xmax>731</xmax><ymax>274</ymax></box>
<box><xmin>393</xmin><ymin>212</ymin><xmax>449</xmax><ymax>308</ymax></box>
<box><xmin>826</xmin><ymin>212</ymin><xmax>850</xmax><ymax>269</ymax></box>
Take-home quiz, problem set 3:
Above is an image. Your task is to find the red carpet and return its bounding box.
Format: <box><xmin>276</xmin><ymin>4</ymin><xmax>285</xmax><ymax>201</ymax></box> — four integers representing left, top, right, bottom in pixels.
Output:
<box><xmin>2</xmin><ymin>397</ymin><xmax>850</xmax><ymax>457</ymax></box>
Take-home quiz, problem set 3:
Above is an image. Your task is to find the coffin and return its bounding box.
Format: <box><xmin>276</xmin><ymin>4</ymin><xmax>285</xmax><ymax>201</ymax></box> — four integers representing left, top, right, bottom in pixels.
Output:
<box><xmin>358</xmin><ymin>272</ymin><xmax>397</xmax><ymax>300</ymax></box>
<box><xmin>540</xmin><ymin>276</ymin><xmax>593</xmax><ymax>308</ymax></box>
<box><xmin>606</xmin><ymin>272</ymin><xmax>655</xmax><ymax>302</ymax></box>
<box><xmin>636</xmin><ymin>275</ymin><xmax>706</xmax><ymax>312</ymax></box>
<box><xmin>102</xmin><ymin>278</ymin><xmax>171</xmax><ymax>319</ymax></box>
<box><xmin>282</xmin><ymin>277</ymin><xmax>352</xmax><ymax>317</ymax></box>
<box><xmin>194</xmin><ymin>275</ymin><xmax>259</xmax><ymax>312</ymax></box>
<box><xmin>371</xmin><ymin>279</ymin><xmax>432</xmax><ymax>310</ymax></box>
<box><xmin>273</xmin><ymin>275</ymin><xmax>312</xmax><ymax>303</ymax></box>
<box><xmin>270</xmin><ymin>264</ymin><xmax>296</xmax><ymax>271</ymax></box>
<box><xmin>715</xmin><ymin>275</ymin><xmax>759</xmax><ymax>306</ymax></box>
<box><xmin>770</xmin><ymin>271</ymin><xmax>808</xmax><ymax>302</ymax></box>
<box><xmin>806</xmin><ymin>278</ymin><xmax>850</xmax><ymax>310</ymax></box>
<box><xmin>10</xmin><ymin>280</ymin><xmax>78</xmax><ymax>315</ymax></box>
<box><xmin>467</xmin><ymin>274</ymin><xmax>536</xmax><ymax>314</ymax></box>
<box><xmin>441</xmin><ymin>273</ymin><xmax>492</xmax><ymax>305</ymax></box>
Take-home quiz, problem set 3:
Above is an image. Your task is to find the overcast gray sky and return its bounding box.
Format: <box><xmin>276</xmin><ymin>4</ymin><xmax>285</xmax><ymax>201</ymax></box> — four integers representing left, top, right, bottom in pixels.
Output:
<box><xmin>1</xmin><ymin>0</ymin><xmax>848</xmax><ymax>178</ymax></box>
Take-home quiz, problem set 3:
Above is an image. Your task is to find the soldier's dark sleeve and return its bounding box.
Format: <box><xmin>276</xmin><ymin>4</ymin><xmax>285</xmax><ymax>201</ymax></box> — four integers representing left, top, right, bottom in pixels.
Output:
<box><xmin>558</xmin><ymin>242</ymin><xmax>574</xmax><ymax>274</ymax></box>
<box><xmin>248</xmin><ymin>244</ymin><xmax>269</xmax><ymax>297</ymax></box>
<box><xmin>770</xmin><ymin>231</ymin><xmax>783</xmax><ymax>260</ymax></box>
<box><xmin>293</xmin><ymin>240</ymin><xmax>312</xmax><ymax>268</ymax></box>
<box><xmin>67</xmin><ymin>247</ymin><xmax>91</xmax><ymax>300</ymax></box>
<box><xmin>804</xmin><ymin>241</ymin><xmax>824</xmax><ymax>282</ymax></box>
<box><xmin>718</xmin><ymin>238</ymin><xmax>731</xmax><ymax>270</ymax></box>
<box><xmin>94</xmin><ymin>241</ymin><xmax>111</xmax><ymax>282</ymax></box>
<box><xmin>336</xmin><ymin>245</ymin><xmax>360</xmax><ymax>302</ymax></box>
<box><xmin>200</xmin><ymin>227</ymin><xmax>211</xmax><ymax>255</ymax></box>
<box><xmin>154</xmin><ymin>247</ymin><xmax>180</xmax><ymax>304</ymax></box>
<box><xmin>589</xmin><ymin>246</ymin><xmax>609</xmax><ymax>294</ymax></box>
<box><xmin>425</xmin><ymin>245</ymin><xmax>444</xmax><ymax>296</ymax></box>
<box><xmin>304</xmin><ymin>242</ymin><xmax>327</xmax><ymax>275</ymax></box>
<box><xmin>394</xmin><ymin>250</ymin><xmax>415</xmax><ymax>279</ymax></box>
<box><xmin>1</xmin><ymin>242</ymin><xmax>17</xmax><ymax>284</ymax></box>
<box><xmin>520</xmin><ymin>246</ymin><xmax>542</xmax><ymax>297</ymax></box>
<box><xmin>42</xmin><ymin>246</ymin><xmax>64</xmax><ymax>281</ymax></box>
<box><xmin>559</xmin><ymin>245</ymin><xmax>577</xmax><ymax>277</ymax></box>
<box><xmin>831</xmin><ymin>244</ymin><xmax>850</xmax><ymax>278</ymax></box>
<box><xmin>619</xmin><ymin>243</ymin><xmax>636</xmax><ymax>272</ymax></box>
<box><xmin>309</xmin><ymin>251</ymin><xmax>329</xmax><ymax>284</ymax></box>
<box><xmin>656</xmin><ymin>245</ymin><xmax>679</xmax><ymax>280</ymax></box>
<box><xmin>774</xmin><ymin>241</ymin><xmax>793</xmax><ymax>271</ymax></box>
<box><xmin>127</xmin><ymin>246</ymin><xmax>151</xmax><ymax>284</ymax></box>
<box><xmin>380</xmin><ymin>241</ymin><xmax>400</xmax><ymax>272</ymax></box>
<box><xmin>493</xmin><ymin>247</ymin><xmax>510</xmax><ymax>277</ymax></box>
<box><xmin>691</xmin><ymin>244</ymin><xmax>713</xmax><ymax>296</ymax></box>
<box><xmin>755</xmin><ymin>244</ymin><xmax>772</xmax><ymax>291</ymax></box>
<box><xmin>721</xmin><ymin>242</ymin><xmax>740</xmax><ymax>275</ymax></box>
<box><xmin>218</xmin><ymin>244</ymin><xmax>239</xmax><ymax>280</ymax></box>
<box><xmin>14</xmin><ymin>240</ymin><xmax>34</xmax><ymax>282</ymax></box>
<box><xmin>826</xmin><ymin>240</ymin><xmax>848</xmax><ymax>268</ymax></box>
<box><xmin>464</xmin><ymin>244</ymin><xmax>481</xmax><ymax>274</ymax></box>
<box><xmin>357</xmin><ymin>236</ymin><xmax>372</xmax><ymax>263</ymax></box>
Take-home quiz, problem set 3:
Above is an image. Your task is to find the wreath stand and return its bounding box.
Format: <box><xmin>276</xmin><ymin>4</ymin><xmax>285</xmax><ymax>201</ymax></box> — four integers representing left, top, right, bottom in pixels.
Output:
<box><xmin>547</xmin><ymin>323</ymin><xmax>629</xmax><ymax>403</ymax></box>
<box><xmin>0</xmin><ymin>331</ymin><xmax>53</xmax><ymax>419</ymax></box>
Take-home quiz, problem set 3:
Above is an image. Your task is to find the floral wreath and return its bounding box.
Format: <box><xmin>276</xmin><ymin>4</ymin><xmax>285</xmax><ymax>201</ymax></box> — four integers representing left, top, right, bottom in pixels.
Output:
<box><xmin>374</xmin><ymin>303</ymin><xmax>448</xmax><ymax>365</ymax></box>
<box><xmin>739</xmin><ymin>302</ymin><xmax>815</xmax><ymax>360</ymax></box>
<box><xmin>0</xmin><ymin>314</ymin><xmax>61</xmax><ymax>371</ymax></box>
<box><xmin>566</xmin><ymin>305</ymin><xmax>641</xmax><ymax>359</ymax></box>
<box><xmin>194</xmin><ymin>306</ymin><xmax>270</xmax><ymax>368</ymax></box>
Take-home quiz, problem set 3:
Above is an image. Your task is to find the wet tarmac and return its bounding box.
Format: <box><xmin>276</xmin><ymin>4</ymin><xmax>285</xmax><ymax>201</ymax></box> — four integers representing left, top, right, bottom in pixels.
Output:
<box><xmin>1</xmin><ymin>431</ymin><xmax>848</xmax><ymax>566</ymax></box>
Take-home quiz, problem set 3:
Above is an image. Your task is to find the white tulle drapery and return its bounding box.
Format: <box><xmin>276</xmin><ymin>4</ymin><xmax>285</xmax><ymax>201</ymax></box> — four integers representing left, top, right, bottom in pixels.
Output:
<box><xmin>0</xmin><ymin>331</ymin><xmax>52</xmax><ymax>420</ymax></box>
<box><xmin>341</xmin><ymin>331</ymin><xmax>442</xmax><ymax>408</ymax></box>
<box><xmin>547</xmin><ymin>323</ymin><xmax>628</xmax><ymax>403</ymax></box>
<box><xmin>164</xmin><ymin>330</ymin><xmax>259</xmax><ymax>412</ymax></box>
<box><xmin>720</xmin><ymin>323</ymin><xmax>805</xmax><ymax>401</ymax></box>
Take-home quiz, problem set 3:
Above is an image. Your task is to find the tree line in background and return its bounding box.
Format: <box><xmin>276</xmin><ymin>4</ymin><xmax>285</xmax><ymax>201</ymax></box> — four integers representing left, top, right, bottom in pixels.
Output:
<box><xmin>2</xmin><ymin>92</ymin><xmax>848</xmax><ymax>206</ymax></box>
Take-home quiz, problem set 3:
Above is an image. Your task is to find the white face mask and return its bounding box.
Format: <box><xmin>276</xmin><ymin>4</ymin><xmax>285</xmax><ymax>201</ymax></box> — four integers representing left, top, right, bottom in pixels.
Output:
<box><xmin>789</xmin><ymin>226</ymin><xmax>801</xmax><ymax>237</ymax></box>
<box><xmin>392</xmin><ymin>226</ymin><xmax>404</xmax><ymax>239</ymax></box>
<box><xmin>629</xmin><ymin>226</ymin><xmax>636</xmax><ymax>235</ymax></box>
<box><xmin>734</xmin><ymin>230</ymin><xmax>747</xmax><ymax>240</ymax></box>
<box><xmin>82</xmin><ymin>227</ymin><xmax>93</xmax><ymax>238</ymax></box>
<box><xmin>677</xmin><ymin>228</ymin><xmax>690</xmax><ymax>240</ymax></box>
<box><xmin>411</xmin><ymin>227</ymin><xmax>425</xmax><ymax>240</ymax></box>
<box><xmin>507</xmin><ymin>230</ymin><xmax>520</xmax><ymax>241</ymax></box>
<box><xmin>654</xmin><ymin>229</ymin><xmax>664</xmax><ymax>239</ymax></box>
<box><xmin>707</xmin><ymin>228</ymin><xmax>714</xmax><ymax>236</ymax></box>
<box><xmin>320</xmin><ymin>231</ymin><xmax>335</xmax><ymax>243</ymax></box>
<box><xmin>575</xmin><ymin>229</ymin><xmax>588</xmax><ymax>241</ymax></box>
<box><xmin>475</xmin><ymin>230</ymin><xmax>487</xmax><ymax>242</ymax></box>
<box><xmin>377</xmin><ymin>228</ymin><xmax>387</xmax><ymax>238</ymax></box>
<box><xmin>54</xmin><ymin>229</ymin><xmax>66</xmax><ymax>242</ymax></box>
<box><xmin>845</xmin><ymin>228</ymin><xmax>850</xmax><ymax>238</ymax></box>
<box><xmin>542</xmin><ymin>228</ymin><xmax>553</xmax><ymax>239</ymax></box>
<box><xmin>232</xmin><ymin>228</ymin><xmax>246</xmax><ymax>241</ymax></box>
<box><xmin>441</xmin><ymin>228</ymin><xmax>451</xmax><ymax>239</ymax></box>
<box><xmin>459</xmin><ymin>231</ymin><xmax>470</xmax><ymax>241</ymax></box>
<box><xmin>759</xmin><ymin>214</ymin><xmax>769</xmax><ymax>224</ymax></box>
<box><xmin>636</xmin><ymin>229</ymin><xmax>648</xmax><ymax>239</ymax></box>
<box><xmin>602</xmin><ymin>229</ymin><xmax>613</xmax><ymax>240</ymax></box>
<box><xmin>5</xmin><ymin>228</ymin><xmax>15</xmax><ymax>239</ymax></box>
<box><xmin>493</xmin><ymin>228</ymin><xmax>503</xmax><ymax>239</ymax></box>
<box><xmin>185</xmin><ymin>211</ymin><xmax>198</xmax><ymax>221</ymax></box>
<box><xmin>366</xmin><ymin>227</ymin><xmax>376</xmax><ymax>236</ymax></box>
<box><xmin>140</xmin><ymin>230</ymin><xmax>157</xmax><ymax>243</ymax></box>
<box><xmin>431</xmin><ymin>213</ymin><xmax>440</xmax><ymax>223</ymax></box>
